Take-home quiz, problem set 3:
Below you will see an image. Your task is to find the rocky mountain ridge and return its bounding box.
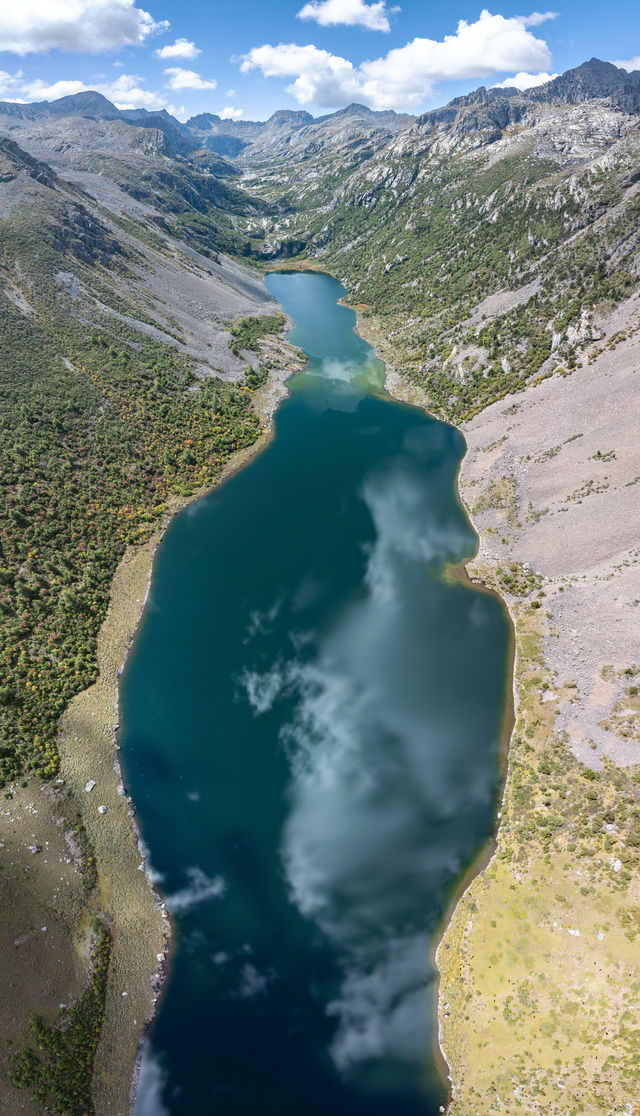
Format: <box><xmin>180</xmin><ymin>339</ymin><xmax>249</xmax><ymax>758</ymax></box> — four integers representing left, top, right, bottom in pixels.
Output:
<box><xmin>2</xmin><ymin>58</ymin><xmax>637</xmax><ymax>176</ymax></box>
<box><xmin>406</xmin><ymin>59</ymin><xmax>640</xmax><ymax>154</ymax></box>
<box><xmin>228</xmin><ymin>59</ymin><xmax>639</xmax><ymax>426</ymax></box>
<box><xmin>2</xmin><ymin>58</ymin><xmax>639</xmax><ymax>419</ymax></box>
<box><xmin>0</xmin><ymin>90</ymin><xmax>413</xmax><ymax>160</ymax></box>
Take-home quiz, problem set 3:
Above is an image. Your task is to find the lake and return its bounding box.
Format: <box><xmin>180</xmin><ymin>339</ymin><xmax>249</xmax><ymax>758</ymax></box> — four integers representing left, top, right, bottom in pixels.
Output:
<box><xmin>121</xmin><ymin>270</ymin><xmax>510</xmax><ymax>1115</ymax></box>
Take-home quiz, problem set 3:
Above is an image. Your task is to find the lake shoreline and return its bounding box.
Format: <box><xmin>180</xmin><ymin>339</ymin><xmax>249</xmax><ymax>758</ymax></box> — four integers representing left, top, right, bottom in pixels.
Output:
<box><xmin>52</xmin><ymin>327</ymin><xmax>304</xmax><ymax>1115</ymax></box>
<box><xmin>356</xmin><ymin>290</ymin><xmax>640</xmax><ymax>1112</ymax></box>
<box><xmin>83</xmin><ymin>273</ymin><xmax>514</xmax><ymax>1113</ymax></box>
<box><xmin>117</xmin><ymin>269</ymin><xmax>510</xmax><ymax>1114</ymax></box>
<box><xmin>251</xmin><ymin>277</ymin><xmax>519</xmax><ymax>1109</ymax></box>
<box><xmin>353</xmin><ymin>309</ymin><xmax>518</xmax><ymax>1106</ymax></box>
<box><xmin>124</xmin><ymin>339</ymin><xmax>306</xmax><ymax>1113</ymax></box>
<box><xmin>57</xmin><ymin>533</ymin><xmax>170</xmax><ymax>1115</ymax></box>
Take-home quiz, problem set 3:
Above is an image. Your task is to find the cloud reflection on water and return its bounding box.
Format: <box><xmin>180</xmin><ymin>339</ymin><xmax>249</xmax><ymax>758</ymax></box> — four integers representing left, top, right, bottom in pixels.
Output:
<box><xmin>165</xmin><ymin>866</ymin><xmax>227</xmax><ymax>913</ymax></box>
<box><xmin>297</xmin><ymin>352</ymin><xmax>386</xmax><ymax>412</ymax></box>
<box><xmin>241</xmin><ymin>462</ymin><xmax>499</xmax><ymax>1074</ymax></box>
<box><xmin>135</xmin><ymin>1049</ymin><xmax>170</xmax><ymax>1116</ymax></box>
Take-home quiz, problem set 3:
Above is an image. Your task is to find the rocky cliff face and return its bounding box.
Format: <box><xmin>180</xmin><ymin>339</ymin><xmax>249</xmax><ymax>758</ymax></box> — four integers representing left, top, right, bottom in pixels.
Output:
<box><xmin>0</xmin><ymin>135</ymin><xmax>56</xmax><ymax>186</ymax></box>
<box><xmin>528</xmin><ymin>57</ymin><xmax>640</xmax><ymax>110</ymax></box>
<box><xmin>404</xmin><ymin>59</ymin><xmax>640</xmax><ymax>156</ymax></box>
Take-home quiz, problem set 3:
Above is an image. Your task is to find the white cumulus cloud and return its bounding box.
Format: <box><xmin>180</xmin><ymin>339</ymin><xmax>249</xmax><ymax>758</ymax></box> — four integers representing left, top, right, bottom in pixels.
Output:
<box><xmin>164</xmin><ymin>66</ymin><xmax>218</xmax><ymax>91</ymax></box>
<box><xmin>241</xmin><ymin>9</ymin><xmax>555</xmax><ymax>109</ymax></box>
<box><xmin>519</xmin><ymin>10</ymin><xmax>558</xmax><ymax>26</ymax></box>
<box><xmin>241</xmin><ymin>664</ymin><xmax>286</xmax><ymax>714</ymax></box>
<box><xmin>270</xmin><ymin>460</ymin><xmax>497</xmax><ymax>1072</ymax></box>
<box><xmin>155</xmin><ymin>37</ymin><xmax>201</xmax><ymax>60</ymax></box>
<box><xmin>0</xmin><ymin>70</ymin><xmax>24</xmax><ymax>98</ymax></box>
<box><xmin>297</xmin><ymin>0</ymin><xmax>399</xmax><ymax>33</ymax></box>
<box><xmin>492</xmin><ymin>69</ymin><xmax>558</xmax><ymax>89</ymax></box>
<box><xmin>612</xmin><ymin>56</ymin><xmax>640</xmax><ymax>73</ymax></box>
<box><xmin>0</xmin><ymin>0</ymin><xmax>168</xmax><ymax>55</ymax></box>
<box><xmin>20</xmin><ymin>78</ymin><xmax>93</xmax><ymax>101</ymax></box>
<box><xmin>241</xmin><ymin>43</ymin><xmax>360</xmax><ymax>106</ymax></box>
<box><xmin>234</xmin><ymin>962</ymin><xmax>270</xmax><ymax>999</ymax></box>
<box><xmin>220</xmin><ymin>105</ymin><xmax>243</xmax><ymax>120</ymax></box>
<box><xmin>20</xmin><ymin>72</ymin><xmax>167</xmax><ymax>109</ymax></box>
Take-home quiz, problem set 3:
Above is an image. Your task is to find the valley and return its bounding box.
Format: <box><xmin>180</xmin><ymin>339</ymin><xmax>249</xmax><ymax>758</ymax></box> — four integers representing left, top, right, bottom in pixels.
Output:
<box><xmin>0</xmin><ymin>57</ymin><xmax>639</xmax><ymax>1114</ymax></box>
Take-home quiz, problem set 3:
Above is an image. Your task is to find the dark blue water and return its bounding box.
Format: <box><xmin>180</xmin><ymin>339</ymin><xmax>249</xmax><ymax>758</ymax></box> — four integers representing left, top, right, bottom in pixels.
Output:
<box><xmin>122</xmin><ymin>271</ymin><xmax>510</xmax><ymax>1115</ymax></box>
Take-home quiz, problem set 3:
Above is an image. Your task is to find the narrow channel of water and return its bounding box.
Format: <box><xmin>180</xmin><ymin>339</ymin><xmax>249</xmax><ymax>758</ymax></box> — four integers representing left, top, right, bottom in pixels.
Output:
<box><xmin>122</xmin><ymin>271</ymin><xmax>510</xmax><ymax>1115</ymax></box>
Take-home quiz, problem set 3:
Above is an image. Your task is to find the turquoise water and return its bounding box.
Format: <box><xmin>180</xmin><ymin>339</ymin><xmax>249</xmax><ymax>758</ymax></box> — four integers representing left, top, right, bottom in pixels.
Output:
<box><xmin>122</xmin><ymin>271</ymin><xmax>510</xmax><ymax>1115</ymax></box>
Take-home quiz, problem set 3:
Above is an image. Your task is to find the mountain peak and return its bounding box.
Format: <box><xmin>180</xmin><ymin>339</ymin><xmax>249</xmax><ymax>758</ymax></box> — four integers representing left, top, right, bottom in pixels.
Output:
<box><xmin>47</xmin><ymin>90</ymin><xmax>120</xmax><ymax>118</ymax></box>
<box><xmin>526</xmin><ymin>57</ymin><xmax>640</xmax><ymax>110</ymax></box>
<box><xmin>266</xmin><ymin>109</ymin><xmax>314</xmax><ymax>127</ymax></box>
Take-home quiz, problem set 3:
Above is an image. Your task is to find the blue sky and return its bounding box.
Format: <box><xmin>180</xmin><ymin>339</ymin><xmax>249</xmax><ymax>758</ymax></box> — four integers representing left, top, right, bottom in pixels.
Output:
<box><xmin>0</xmin><ymin>1</ymin><xmax>638</xmax><ymax>122</ymax></box>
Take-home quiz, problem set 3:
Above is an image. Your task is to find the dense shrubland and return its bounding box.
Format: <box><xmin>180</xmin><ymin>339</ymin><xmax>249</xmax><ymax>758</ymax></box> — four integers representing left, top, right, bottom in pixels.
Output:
<box><xmin>229</xmin><ymin>312</ymin><xmax>286</xmax><ymax>357</ymax></box>
<box><xmin>0</xmin><ymin>214</ymin><xmax>263</xmax><ymax>785</ymax></box>
<box><xmin>9</xmin><ymin>924</ymin><xmax>111</xmax><ymax>1115</ymax></box>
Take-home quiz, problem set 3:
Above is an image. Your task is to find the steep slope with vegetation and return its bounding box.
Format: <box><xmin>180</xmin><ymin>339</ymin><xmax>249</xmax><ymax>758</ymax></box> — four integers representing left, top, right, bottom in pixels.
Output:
<box><xmin>0</xmin><ymin>115</ymin><xmax>299</xmax><ymax>1114</ymax></box>
<box><xmin>0</xmin><ymin>136</ymin><xmax>282</xmax><ymax>785</ymax></box>
<box><xmin>436</xmin><ymin>302</ymin><xmax>640</xmax><ymax>1112</ymax></box>
<box><xmin>250</xmin><ymin>61</ymin><xmax>640</xmax><ymax>420</ymax></box>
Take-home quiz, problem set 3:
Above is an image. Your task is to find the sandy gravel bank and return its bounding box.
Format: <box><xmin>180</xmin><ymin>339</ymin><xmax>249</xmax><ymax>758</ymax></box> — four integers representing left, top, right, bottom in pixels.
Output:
<box><xmin>59</xmin><ymin>538</ymin><xmax>170</xmax><ymax>1115</ymax></box>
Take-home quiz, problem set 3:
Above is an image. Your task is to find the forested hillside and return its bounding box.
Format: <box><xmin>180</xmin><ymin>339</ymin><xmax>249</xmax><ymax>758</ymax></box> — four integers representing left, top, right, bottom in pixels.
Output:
<box><xmin>0</xmin><ymin>130</ymin><xmax>285</xmax><ymax>785</ymax></box>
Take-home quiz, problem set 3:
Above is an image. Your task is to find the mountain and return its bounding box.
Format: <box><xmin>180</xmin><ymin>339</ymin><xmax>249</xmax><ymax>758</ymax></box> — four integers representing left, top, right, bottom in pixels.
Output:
<box><xmin>0</xmin><ymin>91</ymin><xmax>413</xmax><ymax>161</ymax></box>
<box><xmin>242</xmin><ymin>58</ymin><xmax>639</xmax><ymax>418</ymax></box>
<box><xmin>408</xmin><ymin>58</ymin><xmax>640</xmax><ymax>149</ymax></box>
<box><xmin>184</xmin><ymin>103</ymin><xmax>413</xmax><ymax>159</ymax></box>
<box><xmin>0</xmin><ymin>91</ymin><xmax>199</xmax><ymax>156</ymax></box>
<box><xmin>0</xmin><ymin>90</ymin><xmax>121</xmax><ymax>121</ymax></box>
<box><xmin>527</xmin><ymin>56</ymin><xmax>640</xmax><ymax>108</ymax></box>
